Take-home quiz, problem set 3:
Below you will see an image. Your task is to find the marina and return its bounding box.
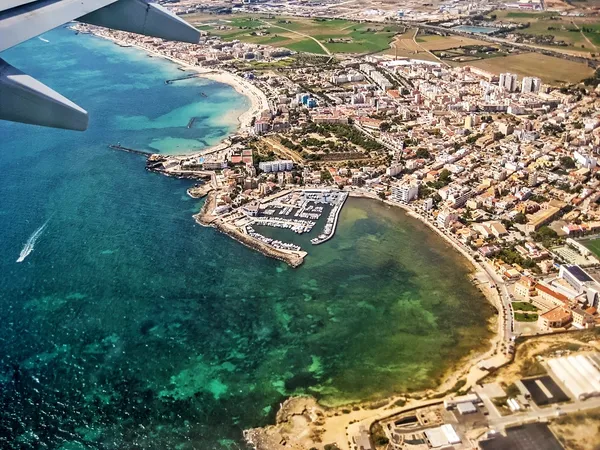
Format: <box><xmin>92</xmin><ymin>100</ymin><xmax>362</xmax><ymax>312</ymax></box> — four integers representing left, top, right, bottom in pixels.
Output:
<box><xmin>243</xmin><ymin>189</ymin><xmax>349</xmax><ymax>250</ymax></box>
<box><xmin>195</xmin><ymin>189</ymin><xmax>349</xmax><ymax>266</ymax></box>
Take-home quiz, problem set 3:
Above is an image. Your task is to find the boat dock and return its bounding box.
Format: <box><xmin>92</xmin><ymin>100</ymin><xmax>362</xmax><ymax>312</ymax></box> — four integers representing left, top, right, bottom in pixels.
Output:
<box><xmin>108</xmin><ymin>144</ymin><xmax>153</xmax><ymax>157</ymax></box>
<box><xmin>310</xmin><ymin>191</ymin><xmax>348</xmax><ymax>245</ymax></box>
<box><xmin>165</xmin><ymin>73</ymin><xmax>201</xmax><ymax>84</ymax></box>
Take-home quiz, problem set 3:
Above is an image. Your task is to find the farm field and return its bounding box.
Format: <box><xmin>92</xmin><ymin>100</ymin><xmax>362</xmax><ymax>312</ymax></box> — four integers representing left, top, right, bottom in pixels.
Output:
<box><xmin>462</xmin><ymin>52</ymin><xmax>595</xmax><ymax>84</ymax></box>
<box><xmin>184</xmin><ymin>14</ymin><xmax>403</xmax><ymax>55</ymax></box>
<box><xmin>386</xmin><ymin>30</ymin><xmax>494</xmax><ymax>63</ymax></box>
<box><xmin>417</xmin><ymin>34</ymin><xmax>492</xmax><ymax>51</ymax></box>
<box><xmin>491</xmin><ymin>9</ymin><xmax>600</xmax><ymax>54</ymax></box>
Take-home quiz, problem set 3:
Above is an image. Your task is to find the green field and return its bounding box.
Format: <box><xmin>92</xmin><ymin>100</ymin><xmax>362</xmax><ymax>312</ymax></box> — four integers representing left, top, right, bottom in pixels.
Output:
<box><xmin>512</xmin><ymin>302</ymin><xmax>539</xmax><ymax>312</ymax></box>
<box><xmin>582</xmin><ymin>238</ymin><xmax>600</xmax><ymax>257</ymax></box>
<box><xmin>185</xmin><ymin>14</ymin><xmax>402</xmax><ymax>55</ymax></box>
<box><xmin>285</xmin><ymin>39</ymin><xmax>327</xmax><ymax>55</ymax></box>
<box><xmin>514</xmin><ymin>312</ymin><xmax>539</xmax><ymax>322</ymax></box>
<box><xmin>465</xmin><ymin>51</ymin><xmax>595</xmax><ymax>84</ymax></box>
<box><xmin>491</xmin><ymin>9</ymin><xmax>600</xmax><ymax>54</ymax></box>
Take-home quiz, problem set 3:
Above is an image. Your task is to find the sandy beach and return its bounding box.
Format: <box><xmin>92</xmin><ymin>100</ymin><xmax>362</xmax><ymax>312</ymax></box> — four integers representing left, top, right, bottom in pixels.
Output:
<box><xmin>82</xmin><ymin>27</ymin><xmax>270</xmax><ymax>134</ymax></box>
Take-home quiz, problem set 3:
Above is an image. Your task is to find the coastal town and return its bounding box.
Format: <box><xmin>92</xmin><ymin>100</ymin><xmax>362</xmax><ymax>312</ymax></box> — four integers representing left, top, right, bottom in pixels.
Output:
<box><xmin>72</xmin><ymin>0</ymin><xmax>600</xmax><ymax>448</ymax></box>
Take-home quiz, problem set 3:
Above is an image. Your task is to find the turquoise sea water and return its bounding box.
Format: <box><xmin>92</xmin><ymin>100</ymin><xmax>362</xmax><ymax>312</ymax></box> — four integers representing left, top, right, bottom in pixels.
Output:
<box><xmin>0</xmin><ymin>28</ymin><xmax>493</xmax><ymax>449</ymax></box>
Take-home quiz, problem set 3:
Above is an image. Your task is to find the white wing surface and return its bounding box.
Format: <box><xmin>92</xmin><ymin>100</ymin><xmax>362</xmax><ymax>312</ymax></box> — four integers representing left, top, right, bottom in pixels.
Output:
<box><xmin>0</xmin><ymin>0</ymin><xmax>200</xmax><ymax>130</ymax></box>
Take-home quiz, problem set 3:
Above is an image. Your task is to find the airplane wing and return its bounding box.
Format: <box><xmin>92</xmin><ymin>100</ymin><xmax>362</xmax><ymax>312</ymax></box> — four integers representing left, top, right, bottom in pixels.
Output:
<box><xmin>0</xmin><ymin>0</ymin><xmax>200</xmax><ymax>131</ymax></box>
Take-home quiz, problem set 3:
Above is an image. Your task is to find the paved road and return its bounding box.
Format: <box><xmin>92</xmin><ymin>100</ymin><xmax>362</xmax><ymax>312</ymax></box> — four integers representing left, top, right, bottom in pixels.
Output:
<box><xmin>489</xmin><ymin>397</ymin><xmax>600</xmax><ymax>429</ymax></box>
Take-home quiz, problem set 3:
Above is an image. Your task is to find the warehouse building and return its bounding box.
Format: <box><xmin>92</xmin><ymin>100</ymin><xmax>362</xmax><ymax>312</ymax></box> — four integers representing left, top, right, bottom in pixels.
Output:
<box><xmin>547</xmin><ymin>353</ymin><xmax>600</xmax><ymax>400</ymax></box>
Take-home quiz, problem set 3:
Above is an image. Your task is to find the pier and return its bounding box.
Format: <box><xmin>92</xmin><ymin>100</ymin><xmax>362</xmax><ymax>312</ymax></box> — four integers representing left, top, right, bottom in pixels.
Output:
<box><xmin>108</xmin><ymin>144</ymin><xmax>153</xmax><ymax>157</ymax></box>
<box><xmin>310</xmin><ymin>191</ymin><xmax>348</xmax><ymax>245</ymax></box>
<box><xmin>164</xmin><ymin>74</ymin><xmax>201</xmax><ymax>84</ymax></box>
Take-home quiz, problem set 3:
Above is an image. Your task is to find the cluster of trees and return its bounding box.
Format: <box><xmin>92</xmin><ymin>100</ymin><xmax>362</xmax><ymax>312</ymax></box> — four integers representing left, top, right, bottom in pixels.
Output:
<box><xmin>513</xmin><ymin>212</ymin><xmax>527</xmax><ymax>224</ymax></box>
<box><xmin>280</xmin><ymin>137</ymin><xmax>303</xmax><ymax>153</ymax></box>
<box><xmin>583</xmin><ymin>68</ymin><xmax>600</xmax><ymax>87</ymax></box>
<box><xmin>466</xmin><ymin>133</ymin><xmax>483</xmax><ymax>144</ymax></box>
<box><xmin>559</xmin><ymin>155</ymin><xmax>576</xmax><ymax>169</ymax></box>
<box><xmin>532</xmin><ymin>226</ymin><xmax>559</xmax><ymax>248</ymax></box>
<box><xmin>529</xmin><ymin>194</ymin><xmax>548</xmax><ymax>204</ymax></box>
<box><xmin>379</xmin><ymin>122</ymin><xmax>392</xmax><ymax>132</ymax></box>
<box><xmin>498</xmin><ymin>247</ymin><xmax>537</xmax><ymax>269</ymax></box>
<box><xmin>320</xmin><ymin>170</ymin><xmax>333</xmax><ymax>182</ymax></box>
<box><xmin>543</xmin><ymin>122</ymin><xmax>565</xmax><ymax>137</ymax></box>
<box><xmin>415</xmin><ymin>148</ymin><xmax>431</xmax><ymax>159</ymax></box>
<box><xmin>305</xmin><ymin>123</ymin><xmax>383</xmax><ymax>152</ymax></box>
<box><xmin>426</xmin><ymin>169</ymin><xmax>452</xmax><ymax>190</ymax></box>
<box><xmin>253</xmin><ymin>150</ymin><xmax>277</xmax><ymax>164</ymax></box>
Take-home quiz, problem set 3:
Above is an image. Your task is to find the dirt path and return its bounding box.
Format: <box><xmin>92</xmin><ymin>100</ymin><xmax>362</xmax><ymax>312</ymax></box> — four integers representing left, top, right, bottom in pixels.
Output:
<box><xmin>262</xmin><ymin>136</ymin><xmax>305</xmax><ymax>163</ymax></box>
<box><xmin>412</xmin><ymin>28</ymin><xmax>450</xmax><ymax>67</ymax></box>
<box><xmin>571</xmin><ymin>20</ymin><xmax>598</xmax><ymax>52</ymax></box>
<box><xmin>261</xmin><ymin>19</ymin><xmax>332</xmax><ymax>55</ymax></box>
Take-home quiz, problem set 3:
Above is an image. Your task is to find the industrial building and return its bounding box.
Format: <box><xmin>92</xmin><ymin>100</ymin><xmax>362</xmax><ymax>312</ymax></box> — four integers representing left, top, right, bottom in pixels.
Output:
<box><xmin>547</xmin><ymin>353</ymin><xmax>600</xmax><ymax>400</ymax></box>
<box><xmin>479</xmin><ymin>423</ymin><xmax>564</xmax><ymax>450</ymax></box>
<box><xmin>424</xmin><ymin>424</ymin><xmax>461</xmax><ymax>448</ymax></box>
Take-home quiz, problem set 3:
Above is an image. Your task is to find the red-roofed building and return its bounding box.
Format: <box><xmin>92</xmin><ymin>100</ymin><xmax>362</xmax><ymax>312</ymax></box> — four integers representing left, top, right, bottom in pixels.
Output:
<box><xmin>536</xmin><ymin>283</ymin><xmax>571</xmax><ymax>308</ymax></box>
<box><xmin>538</xmin><ymin>307</ymin><xmax>572</xmax><ymax>330</ymax></box>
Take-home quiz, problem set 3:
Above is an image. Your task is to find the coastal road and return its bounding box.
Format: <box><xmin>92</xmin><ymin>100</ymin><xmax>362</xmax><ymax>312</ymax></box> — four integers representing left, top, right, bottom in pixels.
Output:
<box><xmin>479</xmin><ymin>258</ymin><xmax>515</xmax><ymax>345</ymax></box>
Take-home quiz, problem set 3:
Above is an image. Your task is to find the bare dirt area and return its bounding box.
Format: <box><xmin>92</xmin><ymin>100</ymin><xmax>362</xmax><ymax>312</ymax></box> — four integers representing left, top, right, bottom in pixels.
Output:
<box><xmin>550</xmin><ymin>408</ymin><xmax>600</xmax><ymax>450</ymax></box>
<box><xmin>484</xmin><ymin>329</ymin><xmax>600</xmax><ymax>386</ymax></box>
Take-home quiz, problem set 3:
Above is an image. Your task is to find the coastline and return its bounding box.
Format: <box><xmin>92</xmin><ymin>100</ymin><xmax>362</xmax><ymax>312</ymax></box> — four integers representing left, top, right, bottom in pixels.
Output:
<box><xmin>244</xmin><ymin>192</ymin><xmax>509</xmax><ymax>450</ymax></box>
<box><xmin>74</xmin><ymin>27</ymin><xmax>508</xmax><ymax>450</ymax></box>
<box><xmin>80</xmin><ymin>27</ymin><xmax>270</xmax><ymax>134</ymax></box>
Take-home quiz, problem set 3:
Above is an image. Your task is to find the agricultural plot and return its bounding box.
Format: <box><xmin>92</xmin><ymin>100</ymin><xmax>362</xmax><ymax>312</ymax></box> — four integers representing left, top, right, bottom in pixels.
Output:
<box><xmin>185</xmin><ymin>14</ymin><xmax>402</xmax><ymax>55</ymax></box>
<box><xmin>491</xmin><ymin>9</ymin><xmax>600</xmax><ymax>54</ymax></box>
<box><xmin>386</xmin><ymin>31</ymin><xmax>493</xmax><ymax>63</ymax></box>
<box><xmin>433</xmin><ymin>44</ymin><xmax>508</xmax><ymax>63</ymax></box>
<box><xmin>466</xmin><ymin>52</ymin><xmax>595</xmax><ymax>84</ymax></box>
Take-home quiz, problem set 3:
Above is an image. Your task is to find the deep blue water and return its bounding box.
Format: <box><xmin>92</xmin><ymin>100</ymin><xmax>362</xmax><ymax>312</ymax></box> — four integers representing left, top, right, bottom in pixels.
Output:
<box><xmin>0</xmin><ymin>27</ymin><xmax>492</xmax><ymax>450</ymax></box>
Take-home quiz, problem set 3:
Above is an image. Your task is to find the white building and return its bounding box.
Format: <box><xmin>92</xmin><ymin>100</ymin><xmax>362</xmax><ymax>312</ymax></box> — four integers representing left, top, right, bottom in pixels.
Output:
<box><xmin>574</xmin><ymin>150</ymin><xmax>597</xmax><ymax>169</ymax></box>
<box><xmin>258</xmin><ymin>160</ymin><xmax>294</xmax><ymax>173</ymax></box>
<box><xmin>423</xmin><ymin>197</ymin><xmax>434</xmax><ymax>212</ymax></box>
<box><xmin>547</xmin><ymin>354</ymin><xmax>600</xmax><ymax>400</ymax></box>
<box><xmin>437</xmin><ymin>209</ymin><xmax>458</xmax><ymax>229</ymax></box>
<box><xmin>386</xmin><ymin>164</ymin><xmax>403</xmax><ymax>177</ymax></box>
<box><xmin>499</xmin><ymin>73</ymin><xmax>518</xmax><ymax>92</ymax></box>
<box><xmin>202</xmin><ymin>159</ymin><xmax>227</xmax><ymax>170</ymax></box>
<box><xmin>254</xmin><ymin>120</ymin><xmax>270</xmax><ymax>134</ymax></box>
<box><xmin>521</xmin><ymin>76</ymin><xmax>541</xmax><ymax>93</ymax></box>
<box><xmin>391</xmin><ymin>183</ymin><xmax>419</xmax><ymax>203</ymax></box>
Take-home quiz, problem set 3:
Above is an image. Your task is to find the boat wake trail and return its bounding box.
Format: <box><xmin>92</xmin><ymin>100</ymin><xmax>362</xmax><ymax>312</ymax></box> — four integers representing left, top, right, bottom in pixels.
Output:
<box><xmin>16</xmin><ymin>218</ymin><xmax>51</xmax><ymax>263</ymax></box>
